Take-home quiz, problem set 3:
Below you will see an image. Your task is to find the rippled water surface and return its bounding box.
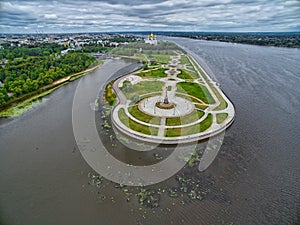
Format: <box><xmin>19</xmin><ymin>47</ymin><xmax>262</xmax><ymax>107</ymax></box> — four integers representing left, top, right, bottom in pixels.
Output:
<box><xmin>0</xmin><ymin>39</ymin><xmax>299</xmax><ymax>225</ymax></box>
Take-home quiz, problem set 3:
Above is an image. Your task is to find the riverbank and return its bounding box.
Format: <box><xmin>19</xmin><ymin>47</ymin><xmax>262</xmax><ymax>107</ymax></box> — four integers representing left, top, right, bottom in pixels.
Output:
<box><xmin>0</xmin><ymin>60</ymin><xmax>103</xmax><ymax>117</ymax></box>
<box><xmin>0</xmin><ymin>40</ymin><xmax>299</xmax><ymax>224</ymax></box>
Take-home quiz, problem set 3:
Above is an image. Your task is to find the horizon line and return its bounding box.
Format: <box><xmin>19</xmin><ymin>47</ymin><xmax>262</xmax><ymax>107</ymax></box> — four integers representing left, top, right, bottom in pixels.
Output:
<box><xmin>1</xmin><ymin>30</ymin><xmax>300</xmax><ymax>35</ymax></box>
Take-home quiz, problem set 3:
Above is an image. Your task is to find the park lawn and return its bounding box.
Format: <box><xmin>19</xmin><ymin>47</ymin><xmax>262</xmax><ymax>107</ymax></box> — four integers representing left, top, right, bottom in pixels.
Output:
<box><xmin>121</xmin><ymin>80</ymin><xmax>164</xmax><ymax>99</ymax></box>
<box><xmin>177</xmin><ymin>82</ymin><xmax>215</xmax><ymax>104</ymax></box>
<box><xmin>118</xmin><ymin>108</ymin><xmax>158</xmax><ymax>136</ymax></box>
<box><xmin>129</xmin><ymin>105</ymin><xmax>161</xmax><ymax>125</ymax></box>
<box><xmin>111</xmin><ymin>48</ymin><xmax>137</xmax><ymax>56</ymax></box>
<box><xmin>190</xmin><ymin>57</ymin><xmax>209</xmax><ymax>81</ymax></box>
<box><xmin>180</xmin><ymin>56</ymin><xmax>190</xmax><ymax>65</ymax></box>
<box><xmin>151</xmin><ymin>55</ymin><xmax>170</xmax><ymax>64</ymax></box>
<box><xmin>189</xmin><ymin>57</ymin><xmax>228</xmax><ymax>110</ymax></box>
<box><xmin>165</xmin><ymin>113</ymin><xmax>213</xmax><ymax>137</ymax></box>
<box><xmin>194</xmin><ymin>103</ymin><xmax>208</xmax><ymax>110</ymax></box>
<box><xmin>166</xmin><ymin>110</ymin><xmax>204</xmax><ymax>126</ymax></box>
<box><xmin>142</xmin><ymin>49</ymin><xmax>176</xmax><ymax>56</ymax></box>
<box><xmin>212</xmin><ymin>86</ymin><xmax>228</xmax><ymax>110</ymax></box>
<box><xmin>216</xmin><ymin>113</ymin><xmax>228</xmax><ymax>124</ymax></box>
<box><xmin>177</xmin><ymin>69</ymin><xmax>198</xmax><ymax>80</ymax></box>
<box><xmin>175</xmin><ymin>93</ymin><xmax>205</xmax><ymax>104</ymax></box>
<box><xmin>138</xmin><ymin>68</ymin><xmax>167</xmax><ymax>78</ymax></box>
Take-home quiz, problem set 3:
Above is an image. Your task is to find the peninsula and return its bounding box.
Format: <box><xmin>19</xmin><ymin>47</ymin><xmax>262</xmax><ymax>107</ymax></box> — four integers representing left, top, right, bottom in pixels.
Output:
<box><xmin>106</xmin><ymin>40</ymin><xmax>235</xmax><ymax>144</ymax></box>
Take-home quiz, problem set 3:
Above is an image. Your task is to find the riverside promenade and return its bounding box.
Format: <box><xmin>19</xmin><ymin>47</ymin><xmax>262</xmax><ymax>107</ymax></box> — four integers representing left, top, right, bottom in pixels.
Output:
<box><xmin>111</xmin><ymin>51</ymin><xmax>235</xmax><ymax>144</ymax></box>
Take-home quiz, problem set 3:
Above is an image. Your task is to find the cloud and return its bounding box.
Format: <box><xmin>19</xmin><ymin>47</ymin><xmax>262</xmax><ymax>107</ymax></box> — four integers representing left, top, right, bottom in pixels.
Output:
<box><xmin>0</xmin><ymin>0</ymin><xmax>299</xmax><ymax>33</ymax></box>
<box><xmin>44</xmin><ymin>14</ymin><xmax>58</xmax><ymax>19</ymax></box>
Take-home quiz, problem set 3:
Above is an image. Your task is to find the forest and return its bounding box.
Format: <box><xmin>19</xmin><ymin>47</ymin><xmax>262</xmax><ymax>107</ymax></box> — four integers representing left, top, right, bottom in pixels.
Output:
<box><xmin>0</xmin><ymin>43</ymin><xmax>96</xmax><ymax>106</ymax></box>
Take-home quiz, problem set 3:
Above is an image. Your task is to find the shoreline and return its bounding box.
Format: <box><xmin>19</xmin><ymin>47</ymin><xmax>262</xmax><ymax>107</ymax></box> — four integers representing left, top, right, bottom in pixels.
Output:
<box><xmin>0</xmin><ymin>61</ymin><xmax>103</xmax><ymax>117</ymax></box>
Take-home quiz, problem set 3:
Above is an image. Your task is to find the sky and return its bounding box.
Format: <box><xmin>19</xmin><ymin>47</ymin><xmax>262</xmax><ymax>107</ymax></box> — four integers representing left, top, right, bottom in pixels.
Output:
<box><xmin>0</xmin><ymin>0</ymin><xmax>299</xmax><ymax>33</ymax></box>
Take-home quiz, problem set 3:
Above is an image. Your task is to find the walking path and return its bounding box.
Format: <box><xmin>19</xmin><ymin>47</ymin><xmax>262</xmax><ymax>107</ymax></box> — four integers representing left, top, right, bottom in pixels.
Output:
<box><xmin>111</xmin><ymin>50</ymin><xmax>235</xmax><ymax>144</ymax></box>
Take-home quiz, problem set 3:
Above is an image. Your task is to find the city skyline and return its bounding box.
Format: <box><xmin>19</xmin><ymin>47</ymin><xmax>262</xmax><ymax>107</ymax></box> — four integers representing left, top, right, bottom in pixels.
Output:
<box><xmin>0</xmin><ymin>0</ymin><xmax>299</xmax><ymax>34</ymax></box>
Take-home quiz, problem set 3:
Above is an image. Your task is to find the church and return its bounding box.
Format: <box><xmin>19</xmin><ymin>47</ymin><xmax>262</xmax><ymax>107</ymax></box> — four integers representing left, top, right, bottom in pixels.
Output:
<box><xmin>145</xmin><ymin>33</ymin><xmax>158</xmax><ymax>45</ymax></box>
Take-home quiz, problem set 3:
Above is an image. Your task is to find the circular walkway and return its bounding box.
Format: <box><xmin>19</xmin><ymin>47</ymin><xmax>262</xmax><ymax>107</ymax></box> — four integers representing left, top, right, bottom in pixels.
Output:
<box><xmin>139</xmin><ymin>96</ymin><xmax>194</xmax><ymax>117</ymax></box>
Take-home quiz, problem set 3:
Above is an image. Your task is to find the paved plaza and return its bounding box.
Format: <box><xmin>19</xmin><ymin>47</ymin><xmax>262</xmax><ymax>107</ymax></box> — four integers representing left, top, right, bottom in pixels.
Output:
<box><xmin>111</xmin><ymin>51</ymin><xmax>235</xmax><ymax>144</ymax></box>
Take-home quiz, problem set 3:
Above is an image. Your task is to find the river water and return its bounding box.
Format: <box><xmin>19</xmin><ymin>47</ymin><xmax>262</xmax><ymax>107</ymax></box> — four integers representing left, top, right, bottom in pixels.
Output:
<box><xmin>0</xmin><ymin>38</ymin><xmax>299</xmax><ymax>225</ymax></box>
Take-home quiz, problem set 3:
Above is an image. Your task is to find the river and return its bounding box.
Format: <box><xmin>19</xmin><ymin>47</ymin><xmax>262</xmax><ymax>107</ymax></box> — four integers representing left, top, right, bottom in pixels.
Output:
<box><xmin>0</xmin><ymin>38</ymin><xmax>299</xmax><ymax>225</ymax></box>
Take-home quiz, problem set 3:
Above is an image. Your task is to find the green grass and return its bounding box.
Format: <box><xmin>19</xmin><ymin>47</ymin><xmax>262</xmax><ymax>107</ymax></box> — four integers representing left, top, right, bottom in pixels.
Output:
<box><xmin>112</xmin><ymin>42</ymin><xmax>178</xmax><ymax>58</ymax></box>
<box><xmin>137</xmin><ymin>68</ymin><xmax>167</xmax><ymax>78</ymax></box>
<box><xmin>69</xmin><ymin>73</ymin><xmax>84</xmax><ymax>81</ymax></box>
<box><xmin>165</xmin><ymin>113</ymin><xmax>213</xmax><ymax>137</ymax></box>
<box><xmin>177</xmin><ymin>69</ymin><xmax>198</xmax><ymax>80</ymax></box>
<box><xmin>194</xmin><ymin>104</ymin><xmax>208</xmax><ymax>110</ymax></box>
<box><xmin>177</xmin><ymin>82</ymin><xmax>215</xmax><ymax>104</ymax></box>
<box><xmin>128</xmin><ymin>92</ymin><xmax>161</xmax><ymax>106</ymax></box>
<box><xmin>175</xmin><ymin>93</ymin><xmax>204</xmax><ymax>104</ymax></box>
<box><xmin>191</xmin><ymin>57</ymin><xmax>209</xmax><ymax>81</ymax></box>
<box><xmin>121</xmin><ymin>80</ymin><xmax>164</xmax><ymax>99</ymax></box>
<box><xmin>105</xmin><ymin>82</ymin><xmax>117</xmax><ymax>105</ymax></box>
<box><xmin>140</xmin><ymin>49</ymin><xmax>176</xmax><ymax>57</ymax></box>
<box><xmin>0</xmin><ymin>83</ymin><xmax>65</xmax><ymax>118</ymax></box>
<box><xmin>166</xmin><ymin>110</ymin><xmax>204</xmax><ymax>126</ymax></box>
<box><xmin>216</xmin><ymin>113</ymin><xmax>228</xmax><ymax>124</ymax></box>
<box><xmin>211</xmin><ymin>86</ymin><xmax>228</xmax><ymax>111</ymax></box>
<box><xmin>189</xmin><ymin>57</ymin><xmax>228</xmax><ymax>110</ymax></box>
<box><xmin>111</xmin><ymin>48</ymin><xmax>137</xmax><ymax>56</ymax></box>
<box><xmin>129</xmin><ymin>105</ymin><xmax>161</xmax><ymax>125</ymax></box>
<box><xmin>151</xmin><ymin>55</ymin><xmax>170</xmax><ymax>64</ymax></box>
<box><xmin>199</xmin><ymin>113</ymin><xmax>213</xmax><ymax>132</ymax></box>
<box><xmin>132</xmin><ymin>53</ymin><xmax>148</xmax><ymax>61</ymax></box>
<box><xmin>180</xmin><ymin>56</ymin><xmax>190</xmax><ymax>65</ymax></box>
<box><xmin>118</xmin><ymin>108</ymin><xmax>158</xmax><ymax>136</ymax></box>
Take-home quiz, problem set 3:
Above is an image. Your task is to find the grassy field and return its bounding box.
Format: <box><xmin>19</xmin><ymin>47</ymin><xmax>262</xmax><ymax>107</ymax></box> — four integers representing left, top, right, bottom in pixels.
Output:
<box><xmin>180</xmin><ymin>56</ymin><xmax>190</xmax><ymax>65</ymax></box>
<box><xmin>190</xmin><ymin>57</ymin><xmax>208</xmax><ymax>81</ymax></box>
<box><xmin>121</xmin><ymin>80</ymin><xmax>164</xmax><ymax>99</ymax></box>
<box><xmin>105</xmin><ymin>81</ymin><xmax>116</xmax><ymax>105</ymax></box>
<box><xmin>166</xmin><ymin>110</ymin><xmax>204</xmax><ymax>126</ymax></box>
<box><xmin>151</xmin><ymin>55</ymin><xmax>170</xmax><ymax>64</ymax></box>
<box><xmin>111</xmin><ymin>48</ymin><xmax>137</xmax><ymax>56</ymax></box>
<box><xmin>137</xmin><ymin>68</ymin><xmax>167</xmax><ymax>78</ymax></box>
<box><xmin>111</xmin><ymin>41</ymin><xmax>180</xmax><ymax>58</ymax></box>
<box><xmin>177</xmin><ymin>69</ymin><xmax>198</xmax><ymax>80</ymax></box>
<box><xmin>118</xmin><ymin>108</ymin><xmax>158</xmax><ymax>136</ymax></box>
<box><xmin>211</xmin><ymin>86</ymin><xmax>228</xmax><ymax>110</ymax></box>
<box><xmin>142</xmin><ymin>49</ymin><xmax>176</xmax><ymax>56</ymax></box>
<box><xmin>188</xmin><ymin>57</ymin><xmax>228</xmax><ymax>110</ymax></box>
<box><xmin>216</xmin><ymin>113</ymin><xmax>228</xmax><ymax>124</ymax></box>
<box><xmin>129</xmin><ymin>105</ymin><xmax>161</xmax><ymax>125</ymax></box>
<box><xmin>177</xmin><ymin>82</ymin><xmax>215</xmax><ymax>104</ymax></box>
<box><xmin>175</xmin><ymin>93</ymin><xmax>205</xmax><ymax>104</ymax></box>
<box><xmin>165</xmin><ymin>113</ymin><xmax>213</xmax><ymax>137</ymax></box>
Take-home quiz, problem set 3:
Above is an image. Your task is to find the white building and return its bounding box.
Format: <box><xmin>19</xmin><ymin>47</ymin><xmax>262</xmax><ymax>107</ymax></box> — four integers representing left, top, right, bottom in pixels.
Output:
<box><xmin>60</xmin><ymin>48</ymin><xmax>75</xmax><ymax>56</ymax></box>
<box><xmin>145</xmin><ymin>33</ymin><xmax>158</xmax><ymax>45</ymax></box>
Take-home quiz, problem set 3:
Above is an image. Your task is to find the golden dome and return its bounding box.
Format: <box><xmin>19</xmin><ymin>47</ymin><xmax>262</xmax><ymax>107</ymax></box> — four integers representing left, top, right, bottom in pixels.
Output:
<box><xmin>149</xmin><ymin>33</ymin><xmax>156</xmax><ymax>38</ymax></box>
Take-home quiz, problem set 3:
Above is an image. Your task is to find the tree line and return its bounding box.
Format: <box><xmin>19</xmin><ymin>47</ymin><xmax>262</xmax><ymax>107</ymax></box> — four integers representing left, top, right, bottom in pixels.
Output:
<box><xmin>0</xmin><ymin>44</ymin><xmax>96</xmax><ymax>106</ymax></box>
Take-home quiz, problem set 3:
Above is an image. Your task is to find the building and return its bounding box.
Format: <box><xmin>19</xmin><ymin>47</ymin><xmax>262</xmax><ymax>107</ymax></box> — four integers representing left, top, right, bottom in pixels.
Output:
<box><xmin>145</xmin><ymin>33</ymin><xmax>158</xmax><ymax>45</ymax></box>
<box><xmin>60</xmin><ymin>48</ymin><xmax>75</xmax><ymax>56</ymax></box>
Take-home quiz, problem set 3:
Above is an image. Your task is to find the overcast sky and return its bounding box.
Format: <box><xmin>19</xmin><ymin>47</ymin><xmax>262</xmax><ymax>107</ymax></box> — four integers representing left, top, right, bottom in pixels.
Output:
<box><xmin>0</xmin><ymin>0</ymin><xmax>299</xmax><ymax>33</ymax></box>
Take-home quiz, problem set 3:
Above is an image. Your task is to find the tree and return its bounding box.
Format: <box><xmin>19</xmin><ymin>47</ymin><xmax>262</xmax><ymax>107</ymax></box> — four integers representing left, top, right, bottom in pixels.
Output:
<box><xmin>0</xmin><ymin>88</ymin><xmax>8</xmax><ymax>106</ymax></box>
<box><xmin>130</xmin><ymin>93</ymin><xmax>140</xmax><ymax>103</ymax></box>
